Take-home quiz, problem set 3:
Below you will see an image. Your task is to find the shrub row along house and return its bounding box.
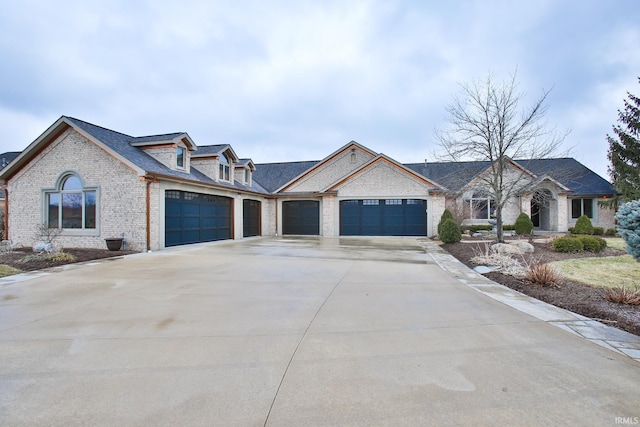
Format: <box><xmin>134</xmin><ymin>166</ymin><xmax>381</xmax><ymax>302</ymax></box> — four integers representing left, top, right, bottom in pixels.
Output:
<box><xmin>0</xmin><ymin>116</ymin><xmax>616</xmax><ymax>251</ymax></box>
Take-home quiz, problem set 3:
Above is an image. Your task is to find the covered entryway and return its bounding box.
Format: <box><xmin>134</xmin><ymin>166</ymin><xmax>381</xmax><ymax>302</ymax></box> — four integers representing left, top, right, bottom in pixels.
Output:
<box><xmin>531</xmin><ymin>189</ymin><xmax>553</xmax><ymax>230</ymax></box>
<box><xmin>282</xmin><ymin>200</ymin><xmax>320</xmax><ymax>235</ymax></box>
<box><xmin>340</xmin><ymin>199</ymin><xmax>427</xmax><ymax>236</ymax></box>
<box><xmin>165</xmin><ymin>190</ymin><xmax>232</xmax><ymax>247</ymax></box>
<box><xmin>243</xmin><ymin>199</ymin><xmax>261</xmax><ymax>237</ymax></box>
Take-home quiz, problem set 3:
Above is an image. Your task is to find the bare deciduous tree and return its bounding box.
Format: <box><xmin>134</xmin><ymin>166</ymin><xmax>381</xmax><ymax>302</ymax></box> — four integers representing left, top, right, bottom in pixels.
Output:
<box><xmin>436</xmin><ymin>70</ymin><xmax>569</xmax><ymax>242</ymax></box>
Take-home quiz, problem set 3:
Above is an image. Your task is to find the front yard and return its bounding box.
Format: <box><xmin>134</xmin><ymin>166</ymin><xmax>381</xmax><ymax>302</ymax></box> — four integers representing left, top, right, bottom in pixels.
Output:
<box><xmin>442</xmin><ymin>237</ymin><xmax>640</xmax><ymax>337</ymax></box>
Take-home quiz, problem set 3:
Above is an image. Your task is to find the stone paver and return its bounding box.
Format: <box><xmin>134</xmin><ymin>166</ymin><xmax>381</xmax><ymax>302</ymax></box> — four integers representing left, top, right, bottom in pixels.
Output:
<box><xmin>0</xmin><ymin>237</ymin><xmax>639</xmax><ymax>426</ymax></box>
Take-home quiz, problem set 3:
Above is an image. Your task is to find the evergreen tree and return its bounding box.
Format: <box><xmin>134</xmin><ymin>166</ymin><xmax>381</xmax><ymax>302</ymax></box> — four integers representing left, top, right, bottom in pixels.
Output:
<box><xmin>607</xmin><ymin>78</ymin><xmax>640</xmax><ymax>203</ymax></box>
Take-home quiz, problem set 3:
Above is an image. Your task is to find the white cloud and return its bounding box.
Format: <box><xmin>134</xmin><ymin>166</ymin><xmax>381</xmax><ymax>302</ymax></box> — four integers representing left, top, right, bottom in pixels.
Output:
<box><xmin>0</xmin><ymin>0</ymin><xmax>638</xmax><ymax>181</ymax></box>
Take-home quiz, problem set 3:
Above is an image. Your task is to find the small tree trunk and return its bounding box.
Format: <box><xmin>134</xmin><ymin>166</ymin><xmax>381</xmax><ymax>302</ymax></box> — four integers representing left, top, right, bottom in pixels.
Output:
<box><xmin>496</xmin><ymin>208</ymin><xmax>504</xmax><ymax>243</ymax></box>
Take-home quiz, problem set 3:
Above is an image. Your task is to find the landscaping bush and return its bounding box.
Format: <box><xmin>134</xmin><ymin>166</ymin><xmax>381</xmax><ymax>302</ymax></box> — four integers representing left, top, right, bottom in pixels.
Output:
<box><xmin>523</xmin><ymin>262</ymin><xmax>561</xmax><ymax>287</ymax></box>
<box><xmin>502</xmin><ymin>224</ymin><xmax>516</xmax><ymax>231</ymax></box>
<box><xmin>551</xmin><ymin>236</ymin><xmax>584</xmax><ymax>253</ymax></box>
<box><xmin>615</xmin><ymin>200</ymin><xmax>640</xmax><ymax>262</ymax></box>
<box><xmin>578</xmin><ymin>235</ymin><xmax>607</xmax><ymax>253</ymax></box>
<box><xmin>440</xmin><ymin>218</ymin><xmax>462</xmax><ymax>243</ymax></box>
<box><xmin>604</xmin><ymin>286</ymin><xmax>640</xmax><ymax>305</ymax></box>
<box><xmin>605</xmin><ymin>228</ymin><xmax>617</xmax><ymax>236</ymax></box>
<box><xmin>514</xmin><ymin>212</ymin><xmax>534</xmax><ymax>235</ymax></box>
<box><xmin>568</xmin><ymin>227</ymin><xmax>575</xmax><ymax>234</ymax></box>
<box><xmin>592</xmin><ymin>227</ymin><xmax>604</xmax><ymax>236</ymax></box>
<box><xmin>573</xmin><ymin>215</ymin><xmax>594</xmax><ymax>235</ymax></box>
<box><xmin>438</xmin><ymin>209</ymin><xmax>455</xmax><ymax>236</ymax></box>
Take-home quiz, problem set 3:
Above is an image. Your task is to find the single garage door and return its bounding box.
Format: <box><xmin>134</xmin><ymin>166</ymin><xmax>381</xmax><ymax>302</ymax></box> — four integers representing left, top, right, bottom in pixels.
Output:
<box><xmin>165</xmin><ymin>190</ymin><xmax>232</xmax><ymax>247</ymax></box>
<box><xmin>243</xmin><ymin>199</ymin><xmax>261</xmax><ymax>237</ymax></box>
<box><xmin>340</xmin><ymin>199</ymin><xmax>427</xmax><ymax>236</ymax></box>
<box><xmin>282</xmin><ymin>200</ymin><xmax>320</xmax><ymax>235</ymax></box>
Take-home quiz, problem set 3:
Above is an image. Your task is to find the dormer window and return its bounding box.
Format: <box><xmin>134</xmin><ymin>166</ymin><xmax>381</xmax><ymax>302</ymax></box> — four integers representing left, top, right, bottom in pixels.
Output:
<box><xmin>244</xmin><ymin>169</ymin><xmax>251</xmax><ymax>184</ymax></box>
<box><xmin>219</xmin><ymin>152</ymin><xmax>230</xmax><ymax>181</ymax></box>
<box><xmin>176</xmin><ymin>147</ymin><xmax>185</xmax><ymax>168</ymax></box>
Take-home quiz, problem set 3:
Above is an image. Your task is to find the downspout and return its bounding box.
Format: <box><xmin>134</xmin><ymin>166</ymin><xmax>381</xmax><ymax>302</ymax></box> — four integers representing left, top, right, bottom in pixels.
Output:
<box><xmin>275</xmin><ymin>198</ymin><xmax>279</xmax><ymax>237</ymax></box>
<box><xmin>3</xmin><ymin>187</ymin><xmax>7</xmax><ymax>240</ymax></box>
<box><xmin>146</xmin><ymin>178</ymin><xmax>151</xmax><ymax>251</ymax></box>
<box><xmin>145</xmin><ymin>174</ymin><xmax>159</xmax><ymax>251</ymax></box>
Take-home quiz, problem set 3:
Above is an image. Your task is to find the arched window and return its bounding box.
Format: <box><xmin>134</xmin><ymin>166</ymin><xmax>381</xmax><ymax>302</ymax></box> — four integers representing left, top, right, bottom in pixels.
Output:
<box><xmin>45</xmin><ymin>173</ymin><xmax>97</xmax><ymax>230</ymax></box>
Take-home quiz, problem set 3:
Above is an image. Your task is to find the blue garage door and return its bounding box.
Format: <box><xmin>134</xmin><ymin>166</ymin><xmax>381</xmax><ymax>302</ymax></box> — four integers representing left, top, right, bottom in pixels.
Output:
<box><xmin>340</xmin><ymin>199</ymin><xmax>427</xmax><ymax>236</ymax></box>
<box><xmin>243</xmin><ymin>199</ymin><xmax>261</xmax><ymax>237</ymax></box>
<box><xmin>165</xmin><ymin>191</ymin><xmax>232</xmax><ymax>247</ymax></box>
<box><xmin>282</xmin><ymin>200</ymin><xmax>320</xmax><ymax>235</ymax></box>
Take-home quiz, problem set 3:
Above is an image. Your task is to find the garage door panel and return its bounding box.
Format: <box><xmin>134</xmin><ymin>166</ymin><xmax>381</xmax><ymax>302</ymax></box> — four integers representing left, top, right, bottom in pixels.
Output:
<box><xmin>283</xmin><ymin>200</ymin><xmax>320</xmax><ymax>235</ymax></box>
<box><xmin>340</xmin><ymin>199</ymin><xmax>427</xmax><ymax>236</ymax></box>
<box><xmin>243</xmin><ymin>199</ymin><xmax>261</xmax><ymax>237</ymax></box>
<box><xmin>165</xmin><ymin>191</ymin><xmax>232</xmax><ymax>247</ymax></box>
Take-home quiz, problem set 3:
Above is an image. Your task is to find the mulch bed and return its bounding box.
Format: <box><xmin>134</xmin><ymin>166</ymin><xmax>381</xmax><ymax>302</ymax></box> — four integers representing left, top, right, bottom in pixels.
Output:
<box><xmin>441</xmin><ymin>239</ymin><xmax>640</xmax><ymax>337</ymax></box>
<box><xmin>0</xmin><ymin>247</ymin><xmax>136</xmax><ymax>272</ymax></box>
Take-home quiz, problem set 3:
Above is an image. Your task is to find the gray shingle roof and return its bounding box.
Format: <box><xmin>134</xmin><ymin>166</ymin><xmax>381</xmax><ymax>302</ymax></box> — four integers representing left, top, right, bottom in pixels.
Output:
<box><xmin>521</xmin><ymin>158</ymin><xmax>615</xmax><ymax>196</ymax></box>
<box><xmin>406</xmin><ymin>158</ymin><xmax>615</xmax><ymax>196</ymax></box>
<box><xmin>192</xmin><ymin>144</ymin><xmax>229</xmax><ymax>156</ymax></box>
<box><xmin>65</xmin><ymin>117</ymin><xmax>269</xmax><ymax>195</ymax></box>
<box><xmin>132</xmin><ymin>133</ymin><xmax>185</xmax><ymax>143</ymax></box>
<box><xmin>253</xmin><ymin>161</ymin><xmax>320</xmax><ymax>193</ymax></box>
<box><xmin>61</xmin><ymin>117</ymin><xmax>616</xmax><ymax>198</ymax></box>
<box><xmin>1</xmin><ymin>152</ymin><xmax>20</xmax><ymax>170</ymax></box>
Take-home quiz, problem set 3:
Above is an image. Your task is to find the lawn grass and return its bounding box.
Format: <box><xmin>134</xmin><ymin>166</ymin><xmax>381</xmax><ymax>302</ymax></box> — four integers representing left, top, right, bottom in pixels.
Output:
<box><xmin>602</xmin><ymin>237</ymin><xmax>628</xmax><ymax>252</ymax></box>
<box><xmin>0</xmin><ymin>265</ymin><xmax>22</xmax><ymax>278</ymax></box>
<box><xmin>550</xmin><ymin>254</ymin><xmax>640</xmax><ymax>290</ymax></box>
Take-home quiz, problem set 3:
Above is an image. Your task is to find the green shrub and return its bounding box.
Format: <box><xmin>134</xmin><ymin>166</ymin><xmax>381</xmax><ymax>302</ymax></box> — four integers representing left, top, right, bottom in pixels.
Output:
<box><xmin>49</xmin><ymin>252</ymin><xmax>77</xmax><ymax>262</ymax></box>
<box><xmin>605</xmin><ymin>228</ymin><xmax>617</xmax><ymax>236</ymax></box>
<box><xmin>502</xmin><ymin>224</ymin><xmax>516</xmax><ymax>231</ymax></box>
<box><xmin>592</xmin><ymin>227</ymin><xmax>604</xmax><ymax>236</ymax></box>
<box><xmin>573</xmin><ymin>215</ymin><xmax>594</xmax><ymax>235</ymax></box>
<box><xmin>514</xmin><ymin>212</ymin><xmax>534</xmax><ymax>235</ymax></box>
<box><xmin>568</xmin><ymin>227</ymin><xmax>575</xmax><ymax>234</ymax></box>
<box><xmin>440</xmin><ymin>218</ymin><xmax>462</xmax><ymax>243</ymax></box>
<box><xmin>578</xmin><ymin>235</ymin><xmax>607</xmax><ymax>253</ymax></box>
<box><xmin>552</xmin><ymin>236</ymin><xmax>584</xmax><ymax>253</ymax></box>
<box><xmin>438</xmin><ymin>209</ymin><xmax>455</xmax><ymax>236</ymax></box>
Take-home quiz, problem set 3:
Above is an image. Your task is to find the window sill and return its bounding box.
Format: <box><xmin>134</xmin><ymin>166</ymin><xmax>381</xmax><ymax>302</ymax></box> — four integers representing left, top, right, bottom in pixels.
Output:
<box><xmin>60</xmin><ymin>229</ymin><xmax>100</xmax><ymax>237</ymax></box>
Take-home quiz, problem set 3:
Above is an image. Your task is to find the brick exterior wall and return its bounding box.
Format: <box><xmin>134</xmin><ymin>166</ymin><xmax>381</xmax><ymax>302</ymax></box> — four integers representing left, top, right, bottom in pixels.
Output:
<box><xmin>287</xmin><ymin>148</ymin><xmax>375</xmax><ymax>192</ymax></box>
<box><xmin>190</xmin><ymin>158</ymin><xmax>219</xmax><ymax>182</ymax></box>
<box><xmin>566</xmin><ymin>198</ymin><xmax>616</xmax><ymax>231</ymax></box>
<box><xmin>7</xmin><ymin>128</ymin><xmax>148</xmax><ymax>251</ymax></box>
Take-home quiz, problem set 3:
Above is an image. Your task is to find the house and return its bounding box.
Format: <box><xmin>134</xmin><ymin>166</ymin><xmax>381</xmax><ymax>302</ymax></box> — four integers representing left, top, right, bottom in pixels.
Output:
<box><xmin>0</xmin><ymin>116</ymin><xmax>616</xmax><ymax>250</ymax></box>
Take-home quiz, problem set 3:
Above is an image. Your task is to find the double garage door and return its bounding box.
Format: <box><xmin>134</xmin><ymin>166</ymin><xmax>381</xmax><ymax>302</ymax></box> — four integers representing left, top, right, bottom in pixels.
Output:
<box><xmin>165</xmin><ymin>191</ymin><xmax>262</xmax><ymax>247</ymax></box>
<box><xmin>340</xmin><ymin>199</ymin><xmax>427</xmax><ymax>236</ymax></box>
<box><xmin>281</xmin><ymin>199</ymin><xmax>427</xmax><ymax>236</ymax></box>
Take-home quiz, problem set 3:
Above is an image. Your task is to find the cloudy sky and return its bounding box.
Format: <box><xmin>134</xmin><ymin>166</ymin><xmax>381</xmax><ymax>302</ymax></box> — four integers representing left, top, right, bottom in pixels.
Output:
<box><xmin>1</xmin><ymin>1</ymin><xmax>639</xmax><ymax>179</ymax></box>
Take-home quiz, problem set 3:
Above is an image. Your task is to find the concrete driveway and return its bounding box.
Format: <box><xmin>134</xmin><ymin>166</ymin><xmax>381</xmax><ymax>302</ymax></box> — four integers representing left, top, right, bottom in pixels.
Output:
<box><xmin>1</xmin><ymin>237</ymin><xmax>639</xmax><ymax>426</ymax></box>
